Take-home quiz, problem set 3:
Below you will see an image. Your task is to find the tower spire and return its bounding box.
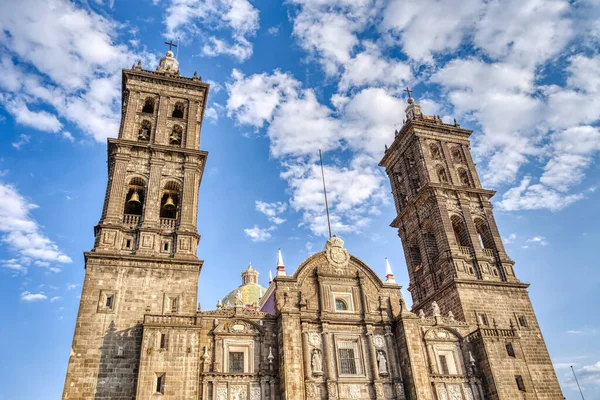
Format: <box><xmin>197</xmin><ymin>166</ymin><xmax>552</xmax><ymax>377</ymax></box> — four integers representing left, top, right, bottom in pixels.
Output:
<box><xmin>385</xmin><ymin>257</ymin><xmax>396</xmax><ymax>284</ymax></box>
<box><xmin>276</xmin><ymin>248</ymin><xmax>286</xmax><ymax>277</ymax></box>
<box><xmin>269</xmin><ymin>270</ymin><xmax>273</xmax><ymax>284</ymax></box>
<box><xmin>319</xmin><ymin>150</ymin><xmax>332</xmax><ymax>238</ymax></box>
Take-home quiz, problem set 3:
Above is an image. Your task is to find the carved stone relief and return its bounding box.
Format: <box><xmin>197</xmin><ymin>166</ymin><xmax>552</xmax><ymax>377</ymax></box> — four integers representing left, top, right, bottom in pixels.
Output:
<box><xmin>348</xmin><ymin>384</ymin><xmax>361</xmax><ymax>398</ymax></box>
<box><xmin>231</xmin><ymin>385</ymin><xmax>248</xmax><ymax>400</ymax></box>
<box><xmin>216</xmin><ymin>388</ymin><xmax>227</xmax><ymax>400</ymax></box>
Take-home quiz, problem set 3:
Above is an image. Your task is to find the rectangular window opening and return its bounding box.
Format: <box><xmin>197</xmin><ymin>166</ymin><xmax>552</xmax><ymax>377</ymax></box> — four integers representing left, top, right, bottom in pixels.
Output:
<box><xmin>439</xmin><ymin>355</ymin><xmax>449</xmax><ymax>375</ymax></box>
<box><xmin>518</xmin><ymin>315</ymin><xmax>529</xmax><ymax>328</ymax></box>
<box><xmin>339</xmin><ymin>348</ymin><xmax>358</xmax><ymax>375</ymax></box>
<box><xmin>229</xmin><ymin>352</ymin><xmax>244</xmax><ymax>373</ymax></box>
<box><xmin>516</xmin><ymin>375</ymin><xmax>526</xmax><ymax>392</ymax></box>
<box><xmin>163</xmin><ymin>242</ymin><xmax>169</xmax><ymax>252</ymax></box>
<box><xmin>506</xmin><ymin>342</ymin><xmax>516</xmax><ymax>358</ymax></box>
<box><xmin>170</xmin><ymin>297</ymin><xmax>178</xmax><ymax>313</ymax></box>
<box><xmin>126</xmin><ymin>239</ymin><xmax>132</xmax><ymax>248</ymax></box>
<box><xmin>156</xmin><ymin>373</ymin><xmax>165</xmax><ymax>394</ymax></box>
<box><xmin>106</xmin><ymin>295</ymin><xmax>114</xmax><ymax>309</ymax></box>
<box><xmin>160</xmin><ymin>333</ymin><xmax>167</xmax><ymax>349</ymax></box>
<box><xmin>478</xmin><ymin>313</ymin><xmax>489</xmax><ymax>326</ymax></box>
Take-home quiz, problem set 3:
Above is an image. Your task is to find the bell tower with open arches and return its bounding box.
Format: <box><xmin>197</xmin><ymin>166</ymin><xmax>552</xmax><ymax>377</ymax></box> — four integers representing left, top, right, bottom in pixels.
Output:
<box><xmin>63</xmin><ymin>47</ymin><xmax>210</xmax><ymax>399</ymax></box>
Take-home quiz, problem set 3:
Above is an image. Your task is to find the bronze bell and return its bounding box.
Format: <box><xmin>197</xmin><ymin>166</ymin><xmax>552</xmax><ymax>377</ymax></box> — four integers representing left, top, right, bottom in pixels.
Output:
<box><xmin>169</xmin><ymin>133</ymin><xmax>180</xmax><ymax>144</ymax></box>
<box><xmin>128</xmin><ymin>190</ymin><xmax>141</xmax><ymax>206</ymax></box>
<box><xmin>163</xmin><ymin>194</ymin><xmax>176</xmax><ymax>210</ymax></box>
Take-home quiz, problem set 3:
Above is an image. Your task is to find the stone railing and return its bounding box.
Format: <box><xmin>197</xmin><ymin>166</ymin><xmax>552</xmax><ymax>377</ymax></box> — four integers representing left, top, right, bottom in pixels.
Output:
<box><xmin>160</xmin><ymin>218</ymin><xmax>176</xmax><ymax>231</ymax></box>
<box><xmin>469</xmin><ymin>327</ymin><xmax>516</xmax><ymax>341</ymax></box>
<box><xmin>458</xmin><ymin>246</ymin><xmax>473</xmax><ymax>256</ymax></box>
<box><xmin>482</xmin><ymin>248</ymin><xmax>495</xmax><ymax>258</ymax></box>
<box><xmin>144</xmin><ymin>314</ymin><xmax>197</xmax><ymax>326</ymax></box>
<box><xmin>123</xmin><ymin>214</ymin><xmax>141</xmax><ymax>228</ymax></box>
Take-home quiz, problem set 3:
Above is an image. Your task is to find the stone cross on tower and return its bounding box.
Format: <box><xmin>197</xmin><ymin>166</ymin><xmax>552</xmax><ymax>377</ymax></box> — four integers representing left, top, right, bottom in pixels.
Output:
<box><xmin>164</xmin><ymin>40</ymin><xmax>178</xmax><ymax>51</ymax></box>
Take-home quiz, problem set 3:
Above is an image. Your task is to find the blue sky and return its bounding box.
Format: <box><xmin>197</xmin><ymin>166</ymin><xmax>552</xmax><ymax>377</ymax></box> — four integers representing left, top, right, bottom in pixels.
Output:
<box><xmin>0</xmin><ymin>0</ymin><xmax>599</xmax><ymax>398</ymax></box>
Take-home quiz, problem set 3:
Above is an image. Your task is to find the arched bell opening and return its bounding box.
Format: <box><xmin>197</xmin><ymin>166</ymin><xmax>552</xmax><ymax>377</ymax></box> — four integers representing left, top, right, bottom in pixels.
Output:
<box><xmin>124</xmin><ymin>177</ymin><xmax>146</xmax><ymax>227</ymax></box>
<box><xmin>142</xmin><ymin>97</ymin><xmax>155</xmax><ymax>114</ymax></box>
<box><xmin>172</xmin><ymin>102</ymin><xmax>184</xmax><ymax>119</ymax></box>
<box><xmin>169</xmin><ymin>125</ymin><xmax>183</xmax><ymax>146</ymax></box>
<box><xmin>138</xmin><ymin>120</ymin><xmax>152</xmax><ymax>141</ymax></box>
<box><xmin>474</xmin><ymin>217</ymin><xmax>495</xmax><ymax>251</ymax></box>
<box><xmin>160</xmin><ymin>181</ymin><xmax>180</xmax><ymax>227</ymax></box>
<box><xmin>450</xmin><ymin>215</ymin><xmax>471</xmax><ymax>249</ymax></box>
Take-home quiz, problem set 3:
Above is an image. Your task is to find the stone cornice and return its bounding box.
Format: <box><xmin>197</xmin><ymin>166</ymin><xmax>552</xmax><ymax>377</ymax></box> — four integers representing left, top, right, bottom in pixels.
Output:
<box><xmin>107</xmin><ymin>138</ymin><xmax>208</xmax><ymax>159</ymax></box>
<box><xmin>84</xmin><ymin>251</ymin><xmax>203</xmax><ymax>269</ymax></box>
<box><xmin>123</xmin><ymin>68</ymin><xmax>210</xmax><ymax>92</ymax></box>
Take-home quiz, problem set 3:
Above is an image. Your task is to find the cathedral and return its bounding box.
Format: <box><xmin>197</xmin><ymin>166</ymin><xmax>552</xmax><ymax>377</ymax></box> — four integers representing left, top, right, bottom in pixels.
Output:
<box><xmin>62</xmin><ymin>49</ymin><xmax>565</xmax><ymax>400</ymax></box>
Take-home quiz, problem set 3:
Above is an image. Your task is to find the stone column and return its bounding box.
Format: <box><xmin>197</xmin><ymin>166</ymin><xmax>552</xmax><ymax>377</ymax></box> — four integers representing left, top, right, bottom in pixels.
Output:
<box><xmin>260</xmin><ymin>379</ymin><xmax>266</xmax><ymax>400</ymax></box>
<box><xmin>302</xmin><ymin>324</ymin><xmax>312</xmax><ymax>379</ymax></box>
<box><xmin>367</xmin><ymin>332</ymin><xmax>380</xmax><ymax>380</ymax></box>
<box><xmin>185</xmin><ymin>99</ymin><xmax>200</xmax><ymax>150</ymax></box>
<box><xmin>102</xmin><ymin>153</ymin><xmax>130</xmax><ymax>223</ymax></box>
<box><xmin>142</xmin><ymin>156</ymin><xmax>165</xmax><ymax>227</ymax></box>
<box><xmin>178</xmin><ymin>159</ymin><xmax>200</xmax><ymax>232</ymax></box>
<box><xmin>155</xmin><ymin>95</ymin><xmax>170</xmax><ymax>144</ymax></box>
<box><xmin>269</xmin><ymin>379</ymin><xmax>275</xmax><ymax>400</ymax></box>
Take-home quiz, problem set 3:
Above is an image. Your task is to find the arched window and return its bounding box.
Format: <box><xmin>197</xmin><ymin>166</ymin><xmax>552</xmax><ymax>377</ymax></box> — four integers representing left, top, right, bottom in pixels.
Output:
<box><xmin>169</xmin><ymin>125</ymin><xmax>183</xmax><ymax>145</ymax></box>
<box><xmin>409</xmin><ymin>244</ymin><xmax>422</xmax><ymax>270</ymax></box>
<box><xmin>335</xmin><ymin>299</ymin><xmax>348</xmax><ymax>311</ymax></box>
<box><xmin>437</xmin><ymin>166</ymin><xmax>449</xmax><ymax>183</ymax></box>
<box><xmin>451</xmin><ymin>215</ymin><xmax>470</xmax><ymax>248</ymax></box>
<box><xmin>430</xmin><ymin>144</ymin><xmax>442</xmax><ymax>160</ymax></box>
<box><xmin>423</xmin><ymin>231</ymin><xmax>439</xmax><ymax>263</ymax></box>
<box><xmin>172</xmin><ymin>102</ymin><xmax>184</xmax><ymax>119</ymax></box>
<box><xmin>451</xmin><ymin>146</ymin><xmax>463</xmax><ymax>162</ymax></box>
<box><xmin>142</xmin><ymin>97</ymin><xmax>155</xmax><ymax>114</ymax></box>
<box><xmin>458</xmin><ymin>168</ymin><xmax>470</xmax><ymax>186</ymax></box>
<box><xmin>474</xmin><ymin>218</ymin><xmax>495</xmax><ymax>250</ymax></box>
<box><xmin>160</xmin><ymin>181</ymin><xmax>180</xmax><ymax>220</ymax></box>
<box><xmin>138</xmin><ymin>120</ymin><xmax>151</xmax><ymax>141</ymax></box>
<box><xmin>124</xmin><ymin>177</ymin><xmax>145</xmax><ymax>217</ymax></box>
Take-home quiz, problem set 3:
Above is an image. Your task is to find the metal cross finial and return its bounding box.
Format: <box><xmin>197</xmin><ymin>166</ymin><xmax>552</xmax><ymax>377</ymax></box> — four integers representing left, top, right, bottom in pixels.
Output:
<box><xmin>403</xmin><ymin>87</ymin><xmax>413</xmax><ymax>99</ymax></box>
<box><xmin>164</xmin><ymin>40</ymin><xmax>178</xmax><ymax>51</ymax></box>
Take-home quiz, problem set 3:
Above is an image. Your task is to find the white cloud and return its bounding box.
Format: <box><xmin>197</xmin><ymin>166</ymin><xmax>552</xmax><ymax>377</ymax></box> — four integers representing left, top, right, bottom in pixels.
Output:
<box><xmin>498</xmin><ymin>176</ymin><xmax>584</xmax><ymax>212</ymax></box>
<box><xmin>382</xmin><ymin>0</ymin><xmax>482</xmax><ymax>62</ymax></box>
<box><xmin>20</xmin><ymin>291</ymin><xmax>48</xmax><ymax>302</ymax></box>
<box><xmin>0</xmin><ymin>0</ymin><xmax>154</xmax><ymax>142</ymax></box>
<box><xmin>5</xmin><ymin>101</ymin><xmax>62</xmax><ymax>133</ymax></box>
<box><xmin>227</xmin><ymin>70</ymin><xmax>397</xmax><ymax>236</ymax></box>
<box><xmin>503</xmin><ymin>233</ymin><xmax>517</xmax><ymax>244</ymax></box>
<box><xmin>526</xmin><ymin>236</ymin><xmax>549</xmax><ymax>246</ymax></box>
<box><xmin>244</xmin><ymin>225</ymin><xmax>275</xmax><ymax>242</ymax></box>
<box><xmin>11</xmin><ymin>134</ymin><xmax>30</xmax><ymax>150</ymax></box>
<box><xmin>163</xmin><ymin>0</ymin><xmax>259</xmax><ymax>62</ymax></box>
<box><xmin>0</xmin><ymin>183</ymin><xmax>72</xmax><ymax>274</ymax></box>
<box><xmin>255</xmin><ymin>201</ymin><xmax>287</xmax><ymax>224</ymax></box>
<box><xmin>50</xmin><ymin>296</ymin><xmax>61</xmax><ymax>302</ymax></box>
<box><xmin>66</xmin><ymin>283</ymin><xmax>80</xmax><ymax>291</ymax></box>
<box><xmin>338</xmin><ymin>41</ymin><xmax>411</xmax><ymax>91</ymax></box>
<box><xmin>2</xmin><ymin>259</ymin><xmax>27</xmax><ymax>275</ymax></box>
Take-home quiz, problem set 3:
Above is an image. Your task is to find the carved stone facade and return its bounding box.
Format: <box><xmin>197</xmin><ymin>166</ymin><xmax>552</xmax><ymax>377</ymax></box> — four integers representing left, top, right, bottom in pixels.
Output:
<box><xmin>63</xmin><ymin>54</ymin><xmax>563</xmax><ymax>400</ymax></box>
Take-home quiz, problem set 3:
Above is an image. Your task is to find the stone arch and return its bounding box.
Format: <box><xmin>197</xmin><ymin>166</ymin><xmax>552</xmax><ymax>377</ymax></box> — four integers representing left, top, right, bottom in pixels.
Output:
<box><xmin>142</xmin><ymin>97</ymin><xmax>155</xmax><ymax>114</ymax></box>
<box><xmin>436</xmin><ymin>165</ymin><xmax>449</xmax><ymax>183</ymax></box>
<box><xmin>172</xmin><ymin>102</ymin><xmax>185</xmax><ymax>119</ymax></box>
<box><xmin>138</xmin><ymin>120</ymin><xmax>152</xmax><ymax>141</ymax></box>
<box><xmin>160</xmin><ymin>180</ymin><xmax>181</xmax><ymax>220</ymax></box>
<box><xmin>430</xmin><ymin>143</ymin><xmax>442</xmax><ymax>160</ymax></box>
<box><xmin>457</xmin><ymin>168</ymin><xmax>470</xmax><ymax>186</ymax></box>
<box><xmin>450</xmin><ymin>214</ymin><xmax>470</xmax><ymax>248</ymax></box>
<box><xmin>450</xmin><ymin>146</ymin><xmax>463</xmax><ymax>163</ymax></box>
<box><xmin>474</xmin><ymin>217</ymin><xmax>495</xmax><ymax>250</ymax></box>
<box><xmin>124</xmin><ymin>176</ymin><xmax>146</xmax><ymax>217</ymax></box>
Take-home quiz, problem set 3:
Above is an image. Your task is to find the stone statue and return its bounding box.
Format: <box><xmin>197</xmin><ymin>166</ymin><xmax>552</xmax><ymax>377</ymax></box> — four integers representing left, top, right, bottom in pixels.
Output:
<box><xmin>311</xmin><ymin>349</ymin><xmax>323</xmax><ymax>374</ymax></box>
<box><xmin>235</xmin><ymin>290</ymin><xmax>243</xmax><ymax>306</ymax></box>
<box><xmin>432</xmin><ymin>301</ymin><xmax>441</xmax><ymax>317</ymax></box>
<box><xmin>377</xmin><ymin>351</ymin><xmax>388</xmax><ymax>375</ymax></box>
<box><xmin>418</xmin><ymin>309</ymin><xmax>426</xmax><ymax>319</ymax></box>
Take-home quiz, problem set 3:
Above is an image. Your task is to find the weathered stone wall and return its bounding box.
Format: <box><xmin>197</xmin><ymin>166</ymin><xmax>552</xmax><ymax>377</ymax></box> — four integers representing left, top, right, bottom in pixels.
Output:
<box><xmin>62</xmin><ymin>256</ymin><xmax>200</xmax><ymax>399</ymax></box>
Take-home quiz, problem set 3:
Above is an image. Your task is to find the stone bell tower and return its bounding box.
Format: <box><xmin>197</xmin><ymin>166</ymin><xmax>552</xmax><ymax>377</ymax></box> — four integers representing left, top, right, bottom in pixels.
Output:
<box><xmin>63</xmin><ymin>47</ymin><xmax>210</xmax><ymax>399</ymax></box>
<box><xmin>379</xmin><ymin>95</ymin><xmax>563</xmax><ymax>399</ymax></box>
